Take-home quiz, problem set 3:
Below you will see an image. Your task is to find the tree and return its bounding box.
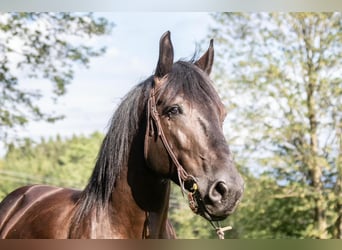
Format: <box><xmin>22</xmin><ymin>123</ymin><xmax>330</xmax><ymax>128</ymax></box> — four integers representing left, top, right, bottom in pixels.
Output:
<box><xmin>0</xmin><ymin>13</ymin><xmax>113</xmax><ymax>142</ymax></box>
<box><xmin>209</xmin><ymin>13</ymin><xmax>342</xmax><ymax>238</ymax></box>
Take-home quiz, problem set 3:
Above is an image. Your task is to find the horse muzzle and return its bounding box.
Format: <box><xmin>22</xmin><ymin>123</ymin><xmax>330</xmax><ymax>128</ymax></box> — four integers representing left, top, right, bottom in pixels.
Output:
<box><xmin>189</xmin><ymin>176</ymin><xmax>244</xmax><ymax>221</ymax></box>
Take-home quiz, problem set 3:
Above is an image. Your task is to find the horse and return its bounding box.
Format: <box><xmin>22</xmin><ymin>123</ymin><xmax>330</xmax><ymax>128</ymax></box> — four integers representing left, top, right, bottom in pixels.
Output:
<box><xmin>0</xmin><ymin>31</ymin><xmax>244</xmax><ymax>239</ymax></box>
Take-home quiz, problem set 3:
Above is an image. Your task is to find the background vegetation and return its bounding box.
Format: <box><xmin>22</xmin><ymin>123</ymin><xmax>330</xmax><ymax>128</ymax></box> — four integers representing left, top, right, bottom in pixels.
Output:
<box><xmin>208</xmin><ymin>13</ymin><xmax>341</xmax><ymax>239</ymax></box>
<box><xmin>0</xmin><ymin>12</ymin><xmax>341</xmax><ymax>239</ymax></box>
<box><xmin>0</xmin><ymin>13</ymin><xmax>113</xmax><ymax>143</ymax></box>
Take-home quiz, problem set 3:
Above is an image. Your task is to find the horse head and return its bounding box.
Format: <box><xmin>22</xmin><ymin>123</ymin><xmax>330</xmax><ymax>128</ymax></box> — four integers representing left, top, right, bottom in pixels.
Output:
<box><xmin>145</xmin><ymin>31</ymin><xmax>244</xmax><ymax>222</ymax></box>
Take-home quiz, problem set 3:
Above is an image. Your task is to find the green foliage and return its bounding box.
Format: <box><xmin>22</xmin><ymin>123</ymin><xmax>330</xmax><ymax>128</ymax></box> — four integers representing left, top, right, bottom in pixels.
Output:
<box><xmin>224</xmin><ymin>169</ymin><xmax>317</xmax><ymax>239</ymax></box>
<box><xmin>0</xmin><ymin>13</ymin><xmax>113</xmax><ymax>142</ymax></box>
<box><xmin>0</xmin><ymin>132</ymin><xmax>103</xmax><ymax>200</ymax></box>
<box><xmin>209</xmin><ymin>12</ymin><xmax>342</xmax><ymax>238</ymax></box>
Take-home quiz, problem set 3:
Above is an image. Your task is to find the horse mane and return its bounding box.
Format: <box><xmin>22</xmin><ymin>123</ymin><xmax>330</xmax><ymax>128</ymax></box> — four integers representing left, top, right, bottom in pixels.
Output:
<box><xmin>70</xmin><ymin>59</ymin><xmax>224</xmax><ymax>231</ymax></box>
<box><xmin>73</xmin><ymin>76</ymin><xmax>153</xmax><ymax>217</ymax></box>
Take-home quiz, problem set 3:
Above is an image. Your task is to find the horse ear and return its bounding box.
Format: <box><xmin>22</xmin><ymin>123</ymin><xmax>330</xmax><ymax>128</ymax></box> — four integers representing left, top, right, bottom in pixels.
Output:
<box><xmin>195</xmin><ymin>39</ymin><xmax>214</xmax><ymax>75</ymax></box>
<box><xmin>155</xmin><ymin>31</ymin><xmax>174</xmax><ymax>79</ymax></box>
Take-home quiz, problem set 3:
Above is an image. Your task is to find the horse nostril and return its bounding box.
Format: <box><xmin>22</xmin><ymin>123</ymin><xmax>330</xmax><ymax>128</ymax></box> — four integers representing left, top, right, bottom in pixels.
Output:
<box><xmin>216</xmin><ymin>181</ymin><xmax>228</xmax><ymax>197</ymax></box>
<box><xmin>209</xmin><ymin>181</ymin><xmax>228</xmax><ymax>203</ymax></box>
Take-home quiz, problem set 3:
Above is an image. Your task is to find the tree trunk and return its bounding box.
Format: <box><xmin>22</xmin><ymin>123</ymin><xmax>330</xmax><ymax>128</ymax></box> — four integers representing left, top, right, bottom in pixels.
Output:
<box><xmin>304</xmin><ymin>28</ymin><xmax>327</xmax><ymax>237</ymax></box>
<box><xmin>307</xmin><ymin>80</ymin><xmax>327</xmax><ymax>239</ymax></box>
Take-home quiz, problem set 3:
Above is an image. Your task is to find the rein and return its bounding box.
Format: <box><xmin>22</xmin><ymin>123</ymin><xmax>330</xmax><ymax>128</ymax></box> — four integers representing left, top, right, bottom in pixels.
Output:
<box><xmin>144</xmin><ymin>83</ymin><xmax>231</xmax><ymax>239</ymax></box>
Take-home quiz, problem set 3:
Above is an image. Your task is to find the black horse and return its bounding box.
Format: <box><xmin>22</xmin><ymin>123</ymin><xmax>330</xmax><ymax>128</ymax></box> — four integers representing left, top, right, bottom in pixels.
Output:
<box><xmin>0</xmin><ymin>31</ymin><xmax>244</xmax><ymax>238</ymax></box>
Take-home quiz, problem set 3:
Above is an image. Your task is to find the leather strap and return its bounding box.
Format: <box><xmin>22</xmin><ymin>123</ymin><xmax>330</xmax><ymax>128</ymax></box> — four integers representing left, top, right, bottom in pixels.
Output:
<box><xmin>144</xmin><ymin>85</ymin><xmax>197</xmax><ymax>194</ymax></box>
<box><xmin>143</xmin><ymin>82</ymin><xmax>231</xmax><ymax>238</ymax></box>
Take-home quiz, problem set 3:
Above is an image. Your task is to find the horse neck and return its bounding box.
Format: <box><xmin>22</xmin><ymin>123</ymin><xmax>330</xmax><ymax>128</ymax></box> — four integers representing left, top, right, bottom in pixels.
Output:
<box><xmin>109</xmin><ymin>128</ymin><xmax>172</xmax><ymax>238</ymax></box>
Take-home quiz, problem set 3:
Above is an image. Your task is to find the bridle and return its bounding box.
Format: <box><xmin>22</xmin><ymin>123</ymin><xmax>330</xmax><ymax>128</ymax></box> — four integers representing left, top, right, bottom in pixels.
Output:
<box><xmin>143</xmin><ymin>79</ymin><xmax>231</xmax><ymax>239</ymax></box>
<box><xmin>144</xmin><ymin>81</ymin><xmax>198</xmax><ymax>195</ymax></box>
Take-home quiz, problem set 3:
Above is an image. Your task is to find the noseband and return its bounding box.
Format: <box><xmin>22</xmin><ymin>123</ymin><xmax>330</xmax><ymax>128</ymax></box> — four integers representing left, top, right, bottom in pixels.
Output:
<box><xmin>143</xmin><ymin>81</ymin><xmax>232</xmax><ymax>239</ymax></box>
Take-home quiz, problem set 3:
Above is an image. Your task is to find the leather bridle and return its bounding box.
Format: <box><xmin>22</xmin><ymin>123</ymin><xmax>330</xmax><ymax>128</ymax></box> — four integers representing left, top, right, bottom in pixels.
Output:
<box><xmin>143</xmin><ymin>80</ymin><xmax>232</xmax><ymax>239</ymax></box>
<box><xmin>144</xmin><ymin>82</ymin><xmax>198</xmax><ymax>196</ymax></box>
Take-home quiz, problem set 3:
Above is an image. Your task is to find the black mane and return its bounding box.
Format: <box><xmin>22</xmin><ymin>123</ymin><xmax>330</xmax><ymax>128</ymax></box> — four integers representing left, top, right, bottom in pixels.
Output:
<box><xmin>77</xmin><ymin>76</ymin><xmax>153</xmax><ymax>212</ymax></box>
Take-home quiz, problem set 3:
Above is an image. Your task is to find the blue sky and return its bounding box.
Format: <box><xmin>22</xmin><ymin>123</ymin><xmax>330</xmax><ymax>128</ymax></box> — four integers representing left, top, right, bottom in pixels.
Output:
<box><xmin>1</xmin><ymin>12</ymin><xmax>214</xmax><ymax>155</ymax></box>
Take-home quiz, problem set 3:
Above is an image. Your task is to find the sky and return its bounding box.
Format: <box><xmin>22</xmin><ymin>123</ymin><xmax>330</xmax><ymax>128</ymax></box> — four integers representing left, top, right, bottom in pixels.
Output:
<box><xmin>0</xmin><ymin>12</ymin><xmax>214</xmax><ymax>155</ymax></box>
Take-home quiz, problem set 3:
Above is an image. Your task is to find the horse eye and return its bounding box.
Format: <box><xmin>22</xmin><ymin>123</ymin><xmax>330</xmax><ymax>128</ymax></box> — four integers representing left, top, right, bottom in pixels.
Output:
<box><xmin>167</xmin><ymin>106</ymin><xmax>181</xmax><ymax>117</ymax></box>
